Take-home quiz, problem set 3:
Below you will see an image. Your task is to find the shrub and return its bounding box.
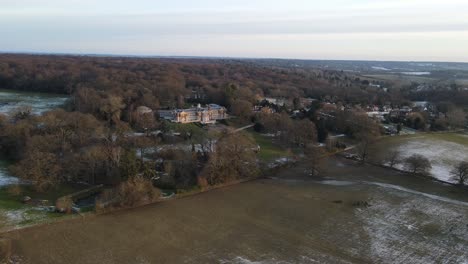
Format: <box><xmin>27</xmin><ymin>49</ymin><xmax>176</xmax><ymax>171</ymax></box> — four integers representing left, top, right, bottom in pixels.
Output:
<box><xmin>56</xmin><ymin>196</ymin><xmax>74</xmax><ymax>214</ymax></box>
<box><xmin>117</xmin><ymin>176</ymin><xmax>161</xmax><ymax>207</ymax></box>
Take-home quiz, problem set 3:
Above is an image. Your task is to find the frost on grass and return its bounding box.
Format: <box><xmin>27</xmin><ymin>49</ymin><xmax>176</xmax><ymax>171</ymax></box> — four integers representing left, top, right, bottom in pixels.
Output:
<box><xmin>358</xmin><ymin>186</ymin><xmax>468</xmax><ymax>264</ymax></box>
<box><xmin>1</xmin><ymin>209</ymin><xmax>52</xmax><ymax>229</ymax></box>
<box><xmin>394</xmin><ymin>139</ymin><xmax>468</xmax><ymax>183</ymax></box>
<box><xmin>0</xmin><ymin>90</ymin><xmax>68</xmax><ymax>115</ymax></box>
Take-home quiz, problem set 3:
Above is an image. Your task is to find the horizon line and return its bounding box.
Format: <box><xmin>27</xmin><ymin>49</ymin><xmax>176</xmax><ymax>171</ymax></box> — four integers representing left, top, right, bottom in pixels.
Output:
<box><xmin>1</xmin><ymin>50</ymin><xmax>468</xmax><ymax>65</ymax></box>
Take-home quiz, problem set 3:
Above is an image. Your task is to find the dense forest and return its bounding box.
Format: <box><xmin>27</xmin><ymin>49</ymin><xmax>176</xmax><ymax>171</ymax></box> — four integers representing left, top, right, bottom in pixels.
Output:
<box><xmin>0</xmin><ymin>55</ymin><xmax>403</xmax><ymax>107</ymax></box>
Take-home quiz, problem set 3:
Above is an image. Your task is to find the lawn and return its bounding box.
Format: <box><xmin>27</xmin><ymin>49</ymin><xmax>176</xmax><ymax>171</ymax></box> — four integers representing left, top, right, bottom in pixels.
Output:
<box><xmin>425</xmin><ymin>132</ymin><xmax>468</xmax><ymax>147</ymax></box>
<box><xmin>249</xmin><ymin>131</ymin><xmax>291</xmax><ymax>162</ymax></box>
<box><xmin>0</xmin><ymin>183</ymin><xmax>88</xmax><ymax>230</ymax></box>
<box><xmin>377</xmin><ymin>132</ymin><xmax>468</xmax><ymax>147</ymax></box>
<box><xmin>222</xmin><ymin>118</ymin><xmax>252</xmax><ymax>129</ymax></box>
<box><xmin>370</xmin><ymin>132</ymin><xmax>468</xmax><ymax>183</ymax></box>
<box><xmin>0</xmin><ymin>183</ymin><xmax>87</xmax><ymax>206</ymax></box>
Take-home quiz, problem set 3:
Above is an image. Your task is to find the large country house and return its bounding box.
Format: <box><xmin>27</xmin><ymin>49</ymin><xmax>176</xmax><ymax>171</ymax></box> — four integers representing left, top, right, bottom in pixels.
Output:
<box><xmin>159</xmin><ymin>104</ymin><xmax>227</xmax><ymax>124</ymax></box>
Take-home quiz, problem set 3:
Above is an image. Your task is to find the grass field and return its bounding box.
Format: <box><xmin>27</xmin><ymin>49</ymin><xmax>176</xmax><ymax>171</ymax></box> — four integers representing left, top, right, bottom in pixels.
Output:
<box><xmin>0</xmin><ymin>184</ymin><xmax>87</xmax><ymax>230</ymax></box>
<box><xmin>249</xmin><ymin>131</ymin><xmax>291</xmax><ymax>162</ymax></box>
<box><xmin>362</xmin><ymin>74</ymin><xmax>436</xmax><ymax>84</ymax></box>
<box><xmin>7</xmin><ymin>158</ymin><xmax>468</xmax><ymax>264</ymax></box>
<box><xmin>455</xmin><ymin>79</ymin><xmax>468</xmax><ymax>86</ymax></box>
<box><xmin>376</xmin><ymin>132</ymin><xmax>468</xmax><ymax>147</ymax></box>
<box><xmin>370</xmin><ymin>132</ymin><xmax>468</xmax><ymax>182</ymax></box>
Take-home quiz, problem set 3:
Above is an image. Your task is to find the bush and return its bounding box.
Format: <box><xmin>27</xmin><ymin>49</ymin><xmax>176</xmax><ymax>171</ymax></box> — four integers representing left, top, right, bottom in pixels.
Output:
<box><xmin>117</xmin><ymin>176</ymin><xmax>161</xmax><ymax>207</ymax></box>
<box><xmin>56</xmin><ymin>196</ymin><xmax>74</xmax><ymax>214</ymax></box>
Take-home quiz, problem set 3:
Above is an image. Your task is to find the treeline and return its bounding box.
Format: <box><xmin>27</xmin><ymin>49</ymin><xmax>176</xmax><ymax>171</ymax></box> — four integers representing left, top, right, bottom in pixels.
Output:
<box><xmin>404</xmin><ymin>83</ymin><xmax>468</xmax><ymax>106</ymax></box>
<box><xmin>0</xmin><ymin>54</ymin><xmax>407</xmax><ymax>111</ymax></box>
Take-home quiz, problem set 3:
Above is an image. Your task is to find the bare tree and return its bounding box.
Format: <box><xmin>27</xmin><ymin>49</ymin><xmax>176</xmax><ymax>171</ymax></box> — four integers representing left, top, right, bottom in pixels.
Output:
<box><xmin>230</xmin><ymin>99</ymin><xmax>253</xmax><ymax>121</ymax></box>
<box><xmin>385</xmin><ymin>150</ymin><xmax>401</xmax><ymax>168</ymax></box>
<box><xmin>404</xmin><ymin>154</ymin><xmax>432</xmax><ymax>175</ymax></box>
<box><xmin>447</xmin><ymin>108</ymin><xmax>467</xmax><ymax>129</ymax></box>
<box><xmin>202</xmin><ymin>132</ymin><xmax>258</xmax><ymax>185</ymax></box>
<box><xmin>304</xmin><ymin>144</ymin><xmax>327</xmax><ymax>176</ymax></box>
<box><xmin>117</xmin><ymin>175</ymin><xmax>161</xmax><ymax>207</ymax></box>
<box><xmin>353</xmin><ymin>111</ymin><xmax>380</xmax><ymax>163</ymax></box>
<box><xmin>451</xmin><ymin>161</ymin><xmax>468</xmax><ymax>185</ymax></box>
<box><xmin>10</xmin><ymin>151</ymin><xmax>62</xmax><ymax>192</ymax></box>
<box><xmin>100</xmin><ymin>95</ymin><xmax>126</xmax><ymax>125</ymax></box>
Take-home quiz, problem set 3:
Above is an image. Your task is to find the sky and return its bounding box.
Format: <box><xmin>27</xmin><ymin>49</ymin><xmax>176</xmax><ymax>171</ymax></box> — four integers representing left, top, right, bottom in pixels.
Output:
<box><xmin>1</xmin><ymin>0</ymin><xmax>468</xmax><ymax>62</ymax></box>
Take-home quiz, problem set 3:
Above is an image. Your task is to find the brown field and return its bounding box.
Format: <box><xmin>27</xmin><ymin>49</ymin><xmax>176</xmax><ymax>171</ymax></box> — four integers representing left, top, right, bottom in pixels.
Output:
<box><xmin>4</xmin><ymin>158</ymin><xmax>468</xmax><ymax>264</ymax></box>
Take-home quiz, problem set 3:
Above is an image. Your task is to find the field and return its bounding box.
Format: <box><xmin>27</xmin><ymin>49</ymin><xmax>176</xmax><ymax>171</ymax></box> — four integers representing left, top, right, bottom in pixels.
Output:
<box><xmin>0</xmin><ymin>184</ymin><xmax>86</xmax><ymax>231</ymax></box>
<box><xmin>369</xmin><ymin>133</ymin><xmax>468</xmax><ymax>183</ymax></box>
<box><xmin>249</xmin><ymin>131</ymin><xmax>291</xmax><ymax>162</ymax></box>
<box><xmin>455</xmin><ymin>79</ymin><xmax>468</xmax><ymax>86</ymax></box>
<box><xmin>362</xmin><ymin>74</ymin><xmax>436</xmax><ymax>85</ymax></box>
<box><xmin>0</xmin><ymin>89</ymin><xmax>68</xmax><ymax>115</ymax></box>
<box><xmin>5</xmin><ymin>157</ymin><xmax>468</xmax><ymax>264</ymax></box>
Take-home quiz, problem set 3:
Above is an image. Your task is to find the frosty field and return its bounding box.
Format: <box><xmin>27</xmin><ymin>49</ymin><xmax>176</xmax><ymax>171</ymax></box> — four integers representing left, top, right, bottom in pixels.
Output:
<box><xmin>370</xmin><ymin>133</ymin><xmax>468</xmax><ymax>183</ymax></box>
<box><xmin>5</xmin><ymin>158</ymin><xmax>468</xmax><ymax>264</ymax></box>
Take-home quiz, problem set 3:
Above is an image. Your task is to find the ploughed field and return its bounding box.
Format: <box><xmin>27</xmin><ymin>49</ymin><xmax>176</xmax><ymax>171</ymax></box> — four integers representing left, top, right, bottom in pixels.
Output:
<box><xmin>5</xmin><ymin>158</ymin><xmax>468</xmax><ymax>264</ymax></box>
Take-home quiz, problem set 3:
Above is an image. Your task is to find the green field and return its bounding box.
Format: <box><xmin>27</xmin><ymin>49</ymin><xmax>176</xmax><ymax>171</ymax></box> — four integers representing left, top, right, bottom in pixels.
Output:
<box><xmin>370</xmin><ymin>132</ymin><xmax>468</xmax><ymax>183</ymax></box>
<box><xmin>249</xmin><ymin>131</ymin><xmax>291</xmax><ymax>162</ymax></box>
<box><xmin>376</xmin><ymin>132</ymin><xmax>468</xmax><ymax>148</ymax></box>
<box><xmin>0</xmin><ymin>184</ymin><xmax>87</xmax><ymax>230</ymax></box>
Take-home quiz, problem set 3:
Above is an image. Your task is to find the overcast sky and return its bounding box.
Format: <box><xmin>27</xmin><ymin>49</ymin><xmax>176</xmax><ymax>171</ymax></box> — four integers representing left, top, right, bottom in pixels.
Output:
<box><xmin>1</xmin><ymin>0</ymin><xmax>468</xmax><ymax>62</ymax></box>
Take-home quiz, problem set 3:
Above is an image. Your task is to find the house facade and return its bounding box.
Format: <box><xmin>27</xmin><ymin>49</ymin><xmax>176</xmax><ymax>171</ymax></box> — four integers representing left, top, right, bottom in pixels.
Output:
<box><xmin>159</xmin><ymin>104</ymin><xmax>227</xmax><ymax>124</ymax></box>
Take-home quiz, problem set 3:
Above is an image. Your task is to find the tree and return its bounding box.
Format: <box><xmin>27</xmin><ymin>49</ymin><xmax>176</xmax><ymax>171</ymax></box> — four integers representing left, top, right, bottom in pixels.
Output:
<box><xmin>76</xmin><ymin>145</ymin><xmax>107</xmax><ymax>185</ymax></box>
<box><xmin>385</xmin><ymin>150</ymin><xmax>401</xmax><ymax>168</ymax></box>
<box><xmin>230</xmin><ymin>99</ymin><xmax>253</xmax><ymax>120</ymax></box>
<box><xmin>133</xmin><ymin>110</ymin><xmax>158</xmax><ymax>135</ymax></box>
<box><xmin>116</xmin><ymin>175</ymin><xmax>161</xmax><ymax>207</ymax></box>
<box><xmin>304</xmin><ymin>144</ymin><xmax>326</xmax><ymax>176</ymax></box>
<box><xmin>406</xmin><ymin>112</ymin><xmax>426</xmax><ymax>130</ymax></box>
<box><xmin>396</xmin><ymin>123</ymin><xmax>402</xmax><ymax>134</ymax></box>
<box><xmin>290</xmin><ymin>119</ymin><xmax>317</xmax><ymax>147</ymax></box>
<box><xmin>446</xmin><ymin>108</ymin><xmax>466</xmax><ymax>129</ymax></box>
<box><xmin>100</xmin><ymin>95</ymin><xmax>126</xmax><ymax>125</ymax></box>
<box><xmin>404</xmin><ymin>154</ymin><xmax>432</xmax><ymax>175</ymax></box>
<box><xmin>202</xmin><ymin>132</ymin><xmax>258</xmax><ymax>185</ymax></box>
<box><xmin>436</xmin><ymin>101</ymin><xmax>456</xmax><ymax>114</ymax></box>
<box><xmin>119</xmin><ymin>149</ymin><xmax>139</xmax><ymax>181</ymax></box>
<box><xmin>10</xmin><ymin>151</ymin><xmax>62</xmax><ymax>192</ymax></box>
<box><xmin>128</xmin><ymin>135</ymin><xmax>157</xmax><ymax>163</ymax></box>
<box><xmin>353</xmin><ymin>112</ymin><xmax>380</xmax><ymax>163</ymax></box>
<box><xmin>450</xmin><ymin>161</ymin><xmax>468</xmax><ymax>185</ymax></box>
